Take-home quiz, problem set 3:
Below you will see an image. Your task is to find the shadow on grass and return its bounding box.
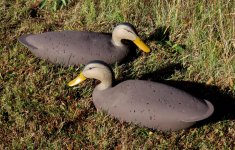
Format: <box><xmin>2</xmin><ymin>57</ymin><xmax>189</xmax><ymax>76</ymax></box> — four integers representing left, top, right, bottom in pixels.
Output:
<box><xmin>145</xmin><ymin>26</ymin><xmax>186</xmax><ymax>53</ymax></box>
<box><xmin>140</xmin><ymin>63</ymin><xmax>235</xmax><ymax>126</ymax></box>
<box><xmin>145</xmin><ymin>26</ymin><xmax>171</xmax><ymax>42</ymax></box>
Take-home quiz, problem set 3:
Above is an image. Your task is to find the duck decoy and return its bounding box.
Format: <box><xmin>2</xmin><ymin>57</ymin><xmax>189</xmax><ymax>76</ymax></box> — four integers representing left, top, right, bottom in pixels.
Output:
<box><xmin>18</xmin><ymin>23</ymin><xmax>150</xmax><ymax>66</ymax></box>
<box><xmin>67</xmin><ymin>61</ymin><xmax>214</xmax><ymax>131</ymax></box>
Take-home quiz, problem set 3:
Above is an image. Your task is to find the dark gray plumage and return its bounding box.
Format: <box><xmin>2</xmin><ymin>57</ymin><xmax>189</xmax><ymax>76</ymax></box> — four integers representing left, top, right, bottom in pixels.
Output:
<box><xmin>18</xmin><ymin>23</ymin><xmax>150</xmax><ymax>66</ymax></box>
<box><xmin>68</xmin><ymin>61</ymin><xmax>214</xmax><ymax>131</ymax></box>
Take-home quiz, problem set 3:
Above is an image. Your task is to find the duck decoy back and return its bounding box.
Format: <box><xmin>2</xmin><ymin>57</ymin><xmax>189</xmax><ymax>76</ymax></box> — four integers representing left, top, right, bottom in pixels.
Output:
<box><xmin>68</xmin><ymin>61</ymin><xmax>214</xmax><ymax>131</ymax></box>
<box><xmin>18</xmin><ymin>23</ymin><xmax>150</xmax><ymax>66</ymax></box>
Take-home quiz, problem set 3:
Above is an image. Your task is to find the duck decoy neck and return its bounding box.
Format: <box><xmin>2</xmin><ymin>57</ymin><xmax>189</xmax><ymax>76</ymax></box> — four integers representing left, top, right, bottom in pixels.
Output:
<box><xmin>95</xmin><ymin>79</ymin><xmax>112</xmax><ymax>91</ymax></box>
<box><xmin>111</xmin><ymin>33</ymin><xmax>123</xmax><ymax>47</ymax></box>
<box><xmin>94</xmin><ymin>70</ymin><xmax>114</xmax><ymax>91</ymax></box>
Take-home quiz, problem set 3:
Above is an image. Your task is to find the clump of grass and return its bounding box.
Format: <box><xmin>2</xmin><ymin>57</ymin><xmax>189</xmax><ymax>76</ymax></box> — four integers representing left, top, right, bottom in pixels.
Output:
<box><xmin>38</xmin><ymin>0</ymin><xmax>68</xmax><ymax>11</ymax></box>
<box><xmin>0</xmin><ymin>0</ymin><xmax>235</xmax><ymax>149</ymax></box>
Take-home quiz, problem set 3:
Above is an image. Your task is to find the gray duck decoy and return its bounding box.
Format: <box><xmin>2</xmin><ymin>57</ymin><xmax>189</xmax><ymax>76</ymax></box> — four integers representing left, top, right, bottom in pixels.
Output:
<box><xmin>18</xmin><ymin>23</ymin><xmax>150</xmax><ymax>66</ymax></box>
<box><xmin>67</xmin><ymin>61</ymin><xmax>214</xmax><ymax>131</ymax></box>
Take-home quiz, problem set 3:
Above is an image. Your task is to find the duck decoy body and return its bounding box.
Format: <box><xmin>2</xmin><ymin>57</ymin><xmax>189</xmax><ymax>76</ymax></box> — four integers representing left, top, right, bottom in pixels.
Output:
<box><xmin>68</xmin><ymin>61</ymin><xmax>214</xmax><ymax>131</ymax></box>
<box><xmin>18</xmin><ymin>23</ymin><xmax>150</xmax><ymax>66</ymax></box>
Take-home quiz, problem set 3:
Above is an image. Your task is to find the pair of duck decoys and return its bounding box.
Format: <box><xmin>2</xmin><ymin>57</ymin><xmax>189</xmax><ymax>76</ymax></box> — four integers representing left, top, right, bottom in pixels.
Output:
<box><xmin>18</xmin><ymin>23</ymin><xmax>214</xmax><ymax>131</ymax></box>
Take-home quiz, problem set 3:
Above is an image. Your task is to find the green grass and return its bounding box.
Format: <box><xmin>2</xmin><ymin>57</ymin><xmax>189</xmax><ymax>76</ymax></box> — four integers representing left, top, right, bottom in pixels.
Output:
<box><xmin>0</xmin><ymin>0</ymin><xmax>235</xmax><ymax>149</ymax></box>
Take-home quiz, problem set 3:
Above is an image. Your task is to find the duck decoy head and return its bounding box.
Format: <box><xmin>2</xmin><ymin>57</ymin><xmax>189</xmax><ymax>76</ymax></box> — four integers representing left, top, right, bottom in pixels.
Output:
<box><xmin>68</xmin><ymin>61</ymin><xmax>113</xmax><ymax>90</ymax></box>
<box><xmin>112</xmin><ymin>23</ymin><xmax>150</xmax><ymax>53</ymax></box>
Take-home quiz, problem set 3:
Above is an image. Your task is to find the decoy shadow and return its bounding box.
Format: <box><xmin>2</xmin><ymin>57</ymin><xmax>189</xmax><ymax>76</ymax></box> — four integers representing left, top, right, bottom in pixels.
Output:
<box><xmin>144</xmin><ymin>26</ymin><xmax>186</xmax><ymax>52</ymax></box>
<box><xmin>145</xmin><ymin>26</ymin><xmax>171</xmax><ymax>42</ymax></box>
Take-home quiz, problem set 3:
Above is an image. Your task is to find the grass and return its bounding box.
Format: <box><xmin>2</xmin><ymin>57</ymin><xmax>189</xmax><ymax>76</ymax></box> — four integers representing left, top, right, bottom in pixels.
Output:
<box><xmin>0</xmin><ymin>0</ymin><xmax>235</xmax><ymax>149</ymax></box>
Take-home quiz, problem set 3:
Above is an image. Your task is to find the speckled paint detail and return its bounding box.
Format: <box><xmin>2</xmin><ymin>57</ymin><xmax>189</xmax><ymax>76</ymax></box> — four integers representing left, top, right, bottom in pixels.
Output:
<box><xmin>93</xmin><ymin>80</ymin><xmax>214</xmax><ymax>131</ymax></box>
<box><xmin>18</xmin><ymin>31</ymin><xmax>129</xmax><ymax>65</ymax></box>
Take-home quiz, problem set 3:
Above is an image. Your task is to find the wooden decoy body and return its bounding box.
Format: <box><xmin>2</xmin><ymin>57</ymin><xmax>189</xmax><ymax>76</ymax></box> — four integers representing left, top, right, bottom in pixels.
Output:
<box><xmin>18</xmin><ymin>23</ymin><xmax>150</xmax><ymax>66</ymax></box>
<box><xmin>68</xmin><ymin>61</ymin><xmax>214</xmax><ymax>131</ymax></box>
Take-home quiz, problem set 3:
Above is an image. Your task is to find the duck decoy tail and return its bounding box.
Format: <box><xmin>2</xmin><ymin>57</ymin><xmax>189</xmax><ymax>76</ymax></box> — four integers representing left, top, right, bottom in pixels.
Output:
<box><xmin>181</xmin><ymin>100</ymin><xmax>214</xmax><ymax>122</ymax></box>
<box><xmin>18</xmin><ymin>34</ymin><xmax>38</xmax><ymax>49</ymax></box>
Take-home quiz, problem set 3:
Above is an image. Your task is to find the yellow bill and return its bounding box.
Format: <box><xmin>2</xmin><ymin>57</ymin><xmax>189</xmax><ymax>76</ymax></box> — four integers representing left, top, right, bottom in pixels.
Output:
<box><xmin>68</xmin><ymin>72</ymin><xmax>87</xmax><ymax>86</ymax></box>
<box><xmin>133</xmin><ymin>37</ymin><xmax>150</xmax><ymax>53</ymax></box>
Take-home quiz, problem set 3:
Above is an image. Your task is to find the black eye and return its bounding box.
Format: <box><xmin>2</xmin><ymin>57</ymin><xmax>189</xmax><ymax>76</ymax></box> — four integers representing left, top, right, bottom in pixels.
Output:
<box><xmin>89</xmin><ymin>67</ymin><xmax>92</xmax><ymax>70</ymax></box>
